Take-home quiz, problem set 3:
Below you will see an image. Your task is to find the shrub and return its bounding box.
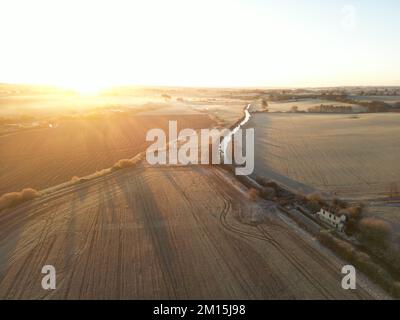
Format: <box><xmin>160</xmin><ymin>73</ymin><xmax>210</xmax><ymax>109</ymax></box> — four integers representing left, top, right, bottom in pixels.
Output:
<box><xmin>392</xmin><ymin>282</ymin><xmax>400</xmax><ymax>298</ymax></box>
<box><xmin>255</xmin><ymin>175</ymin><xmax>269</xmax><ymax>187</ymax></box>
<box><xmin>93</xmin><ymin>168</ymin><xmax>112</xmax><ymax>177</ymax></box>
<box><xmin>317</xmin><ymin>229</ymin><xmax>334</xmax><ymax>246</ymax></box>
<box><xmin>344</xmin><ymin>218</ymin><xmax>358</xmax><ymax>236</ymax></box>
<box><xmin>259</xmin><ymin>186</ymin><xmax>276</xmax><ymax>200</ymax></box>
<box><xmin>318</xmin><ymin>230</ymin><xmax>355</xmax><ymax>260</ymax></box>
<box><xmin>352</xmin><ymin>251</ymin><xmax>373</xmax><ymax>272</ymax></box>
<box><xmin>265</xmin><ymin>180</ymin><xmax>279</xmax><ymax>190</ymax></box>
<box><xmin>261</xmin><ymin>99</ymin><xmax>268</xmax><ymax>108</ymax></box>
<box><xmin>334</xmin><ymin>238</ymin><xmax>355</xmax><ymax>261</ymax></box>
<box><xmin>306</xmin><ymin>193</ymin><xmax>325</xmax><ymax>205</ymax></box>
<box><xmin>345</xmin><ymin>205</ymin><xmax>363</xmax><ymax>220</ymax></box>
<box><xmin>332</xmin><ymin>197</ymin><xmax>348</xmax><ymax>209</ymax></box>
<box><xmin>354</xmin><ymin>251</ymin><xmax>393</xmax><ymax>287</ymax></box>
<box><xmin>342</xmin><ymin>205</ymin><xmax>364</xmax><ymax>235</ymax></box>
<box><xmin>307</xmin><ymin>200</ymin><xmax>321</xmax><ymax>213</ymax></box>
<box><xmin>382</xmin><ymin>243</ymin><xmax>400</xmax><ymax>272</ymax></box>
<box><xmin>112</xmin><ymin>158</ymin><xmax>137</xmax><ymax>171</ymax></box>
<box><xmin>318</xmin><ymin>229</ymin><xmax>397</xmax><ymax>293</ymax></box>
<box><xmin>247</xmin><ymin>188</ymin><xmax>260</xmax><ymax>201</ymax></box>
<box><xmin>0</xmin><ymin>188</ymin><xmax>40</xmax><ymax>210</ymax></box>
<box><xmin>71</xmin><ymin>176</ymin><xmax>81</xmax><ymax>183</ymax></box>
<box><xmin>358</xmin><ymin>217</ymin><xmax>393</xmax><ymax>244</ymax></box>
<box><xmin>294</xmin><ymin>193</ymin><xmax>307</xmax><ymax>203</ymax></box>
<box><xmin>305</xmin><ymin>193</ymin><xmax>328</xmax><ymax>213</ymax></box>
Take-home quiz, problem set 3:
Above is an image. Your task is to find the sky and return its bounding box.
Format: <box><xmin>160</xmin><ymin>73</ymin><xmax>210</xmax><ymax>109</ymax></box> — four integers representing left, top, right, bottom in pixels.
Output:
<box><xmin>0</xmin><ymin>0</ymin><xmax>399</xmax><ymax>91</ymax></box>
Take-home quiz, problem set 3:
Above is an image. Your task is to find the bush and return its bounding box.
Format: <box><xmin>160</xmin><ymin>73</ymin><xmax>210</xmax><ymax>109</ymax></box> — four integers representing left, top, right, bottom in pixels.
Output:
<box><xmin>317</xmin><ymin>229</ymin><xmax>334</xmax><ymax>246</ymax></box>
<box><xmin>358</xmin><ymin>217</ymin><xmax>393</xmax><ymax>244</ymax></box>
<box><xmin>71</xmin><ymin>176</ymin><xmax>81</xmax><ymax>183</ymax></box>
<box><xmin>344</xmin><ymin>218</ymin><xmax>358</xmax><ymax>236</ymax></box>
<box><xmin>261</xmin><ymin>99</ymin><xmax>268</xmax><ymax>109</ymax></box>
<box><xmin>353</xmin><ymin>251</ymin><xmax>373</xmax><ymax>270</ymax></box>
<box><xmin>93</xmin><ymin>168</ymin><xmax>112</xmax><ymax>177</ymax></box>
<box><xmin>353</xmin><ymin>251</ymin><xmax>393</xmax><ymax>287</ymax></box>
<box><xmin>247</xmin><ymin>188</ymin><xmax>260</xmax><ymax>201</ymax></box>
<box><xmin>294</xmin><ymin>193</ymin><xmax>307</xmax><ymax>203</ymax></box>
<box><xmin>345</xmin><ymin>205</ymin><xmax>363</xmax><ymax>220</ymax></box>
<box><xmin>382</xmin><ymin>243</ymin><xmax>400</xmax><ymax>272</ymax></box>
<box><xmin>305</xmin><ymin>193</ymin><xmax>330</xmax><ymax>213</ymax></box>
<box><xmin>112</xmin><ymin>158</ymin><xmax>137</xmax><ymax>171</ymax></box>
<box><xmin>334</xmin><ymin>238</ymin><xmax>355</xmax><ymax>261</ymax></box>
<box><xmin>332</xmin><ymin>197</ymin><xmax>348</xmax><ymax>209</ymax></box>
<box><xmin>318</xmin><ymin>230</ymin><xmax>354</xmax><ymax>260</ymax></box>
<box><xmin>0</xmin><ymin>188</ymin><xmax>40</xmax><ymax>210</ymax></box>
<box><xmin>392</xmin><ymin>282</ymin><xmax>400</xmax><ymax>298</ymax></box>
<box><xmin>265</xmin><ymin>180</ymin><xmax>279</xmax><ymax>190</ymax></box>
<box><xmin>306</xmin><ymin>193</ymin><xmax>325</xmax><ymax>205</ymax></box>
<box><xmin>255</xmin><ymin>176</ymin><xmax>278</xmax><ymax>187</ymax></box>
<box><xmin>318</xmin><ymin>229</ymin><xmax>395</xmax><ymax>293</ymax></box>
<box><xmin>342</xmin><ymin>204</ymin><xmax>364</xmax><ymax>235</ymax></box>
<box><xmin>255</xmin><ymin>175</ymin><xmax>269</xmax><ymax>187</ymax></box>
<box><xmin>259</xmin><ymin>186</ymin><xmax>276</xmax><ymax>200</ymax></box>
<box><xmin>306</xmin><ymin>200</ymin><xmax>322</xmax><ymax>213</ymax></box>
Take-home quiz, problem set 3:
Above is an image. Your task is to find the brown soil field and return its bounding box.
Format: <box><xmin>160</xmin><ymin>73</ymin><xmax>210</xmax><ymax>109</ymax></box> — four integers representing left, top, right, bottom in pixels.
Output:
<box><xmin>0</xmin><ymin>162</ymin><xmax>387</xmax><ymax>299</ymax></box>
<box><xmin>0</xmin><ymin>113</ymin><xmax>213</xmax><ymax>195</ymax></box>
<box><xmin>250</xmin><ymin>113</ymin><xmax>400</xmax><ymax>200</ymax></box>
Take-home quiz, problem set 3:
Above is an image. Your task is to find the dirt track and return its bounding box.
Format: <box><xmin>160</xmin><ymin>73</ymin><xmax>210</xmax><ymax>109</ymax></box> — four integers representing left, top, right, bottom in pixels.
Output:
<box><xmin>0</xmin><ymin>163</ymin><xmax>388</xmax><ymax>299</ymax></box>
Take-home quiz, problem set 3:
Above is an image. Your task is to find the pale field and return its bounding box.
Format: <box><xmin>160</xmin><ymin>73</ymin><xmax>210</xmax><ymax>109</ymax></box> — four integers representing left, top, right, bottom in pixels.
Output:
<box><xmin>0</xmin><ymin>162</ymin><xmax>385</xmax><ymax>299</ymax></box>
<box><xmin>249</xmin><ymin>113</ymin><xmax>400</xmax><ymax>201</ymax></box>
<box><xmin>268</xmin><ymin>99</ymin><xmax>365</xmax><ymax>113</ymax></box>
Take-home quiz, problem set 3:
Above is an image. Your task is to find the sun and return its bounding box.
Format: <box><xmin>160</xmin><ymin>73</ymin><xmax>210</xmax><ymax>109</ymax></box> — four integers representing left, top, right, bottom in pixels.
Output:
<box><xmin>53</xmin><ymin>76</ymin><xmax>115</xmax><ymax>96</ymax></box>
<box><xmin>70</xmin><ymin>83</ymin><xmax>104</xmax><ymax>96</ymax></box>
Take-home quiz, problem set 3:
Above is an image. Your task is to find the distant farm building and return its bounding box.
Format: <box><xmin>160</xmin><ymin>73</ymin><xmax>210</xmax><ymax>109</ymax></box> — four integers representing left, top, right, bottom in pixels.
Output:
<box><xmin>316</xmin><ymin>208</ymin><xmax>347</xmax><ymax>232</ymax></box>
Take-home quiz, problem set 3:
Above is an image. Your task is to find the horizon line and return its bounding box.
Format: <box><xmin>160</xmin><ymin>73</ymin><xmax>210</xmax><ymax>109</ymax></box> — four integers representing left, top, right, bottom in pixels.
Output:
<box><xmin>1</xmin><ymin>81</ymin><xmax>400</xmax><ymax>91</ymax></box>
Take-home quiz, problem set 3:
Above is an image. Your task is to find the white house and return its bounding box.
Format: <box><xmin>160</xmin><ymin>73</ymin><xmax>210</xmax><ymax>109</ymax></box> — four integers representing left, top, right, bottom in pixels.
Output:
<box><xmin>316</xmin><ymin>208</ymin><xmax>347</xmax><ymax>232</ymax></box>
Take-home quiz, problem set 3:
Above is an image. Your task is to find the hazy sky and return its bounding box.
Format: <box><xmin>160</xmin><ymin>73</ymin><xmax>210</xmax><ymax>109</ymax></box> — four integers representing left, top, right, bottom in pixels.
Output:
<box><xmin>0</xmin><ymin>0</ymin><xmax>399</xmax><ymax>91</ymax></box>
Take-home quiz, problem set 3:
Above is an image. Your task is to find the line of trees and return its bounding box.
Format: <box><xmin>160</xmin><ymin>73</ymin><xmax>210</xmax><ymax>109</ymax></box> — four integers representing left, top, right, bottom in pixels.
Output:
<box><xmin>308</xmin><ymin>104</ymin><xmax>353</xmax><ymax>113</ymax></box>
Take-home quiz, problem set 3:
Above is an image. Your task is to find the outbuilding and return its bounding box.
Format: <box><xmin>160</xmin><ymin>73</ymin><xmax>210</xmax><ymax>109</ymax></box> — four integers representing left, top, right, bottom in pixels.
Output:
<box><xmin>316</xmin><ymin>208</ymin><xmax>347</xmax><ymax>232</ymax></box>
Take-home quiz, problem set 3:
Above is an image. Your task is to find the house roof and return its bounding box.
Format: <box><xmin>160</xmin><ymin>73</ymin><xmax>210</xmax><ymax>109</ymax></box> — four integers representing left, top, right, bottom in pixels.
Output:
<box><xmin>320</xmin><ymin>207</ymin><xmax>343</xmax><ymax>217</ymax></box>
